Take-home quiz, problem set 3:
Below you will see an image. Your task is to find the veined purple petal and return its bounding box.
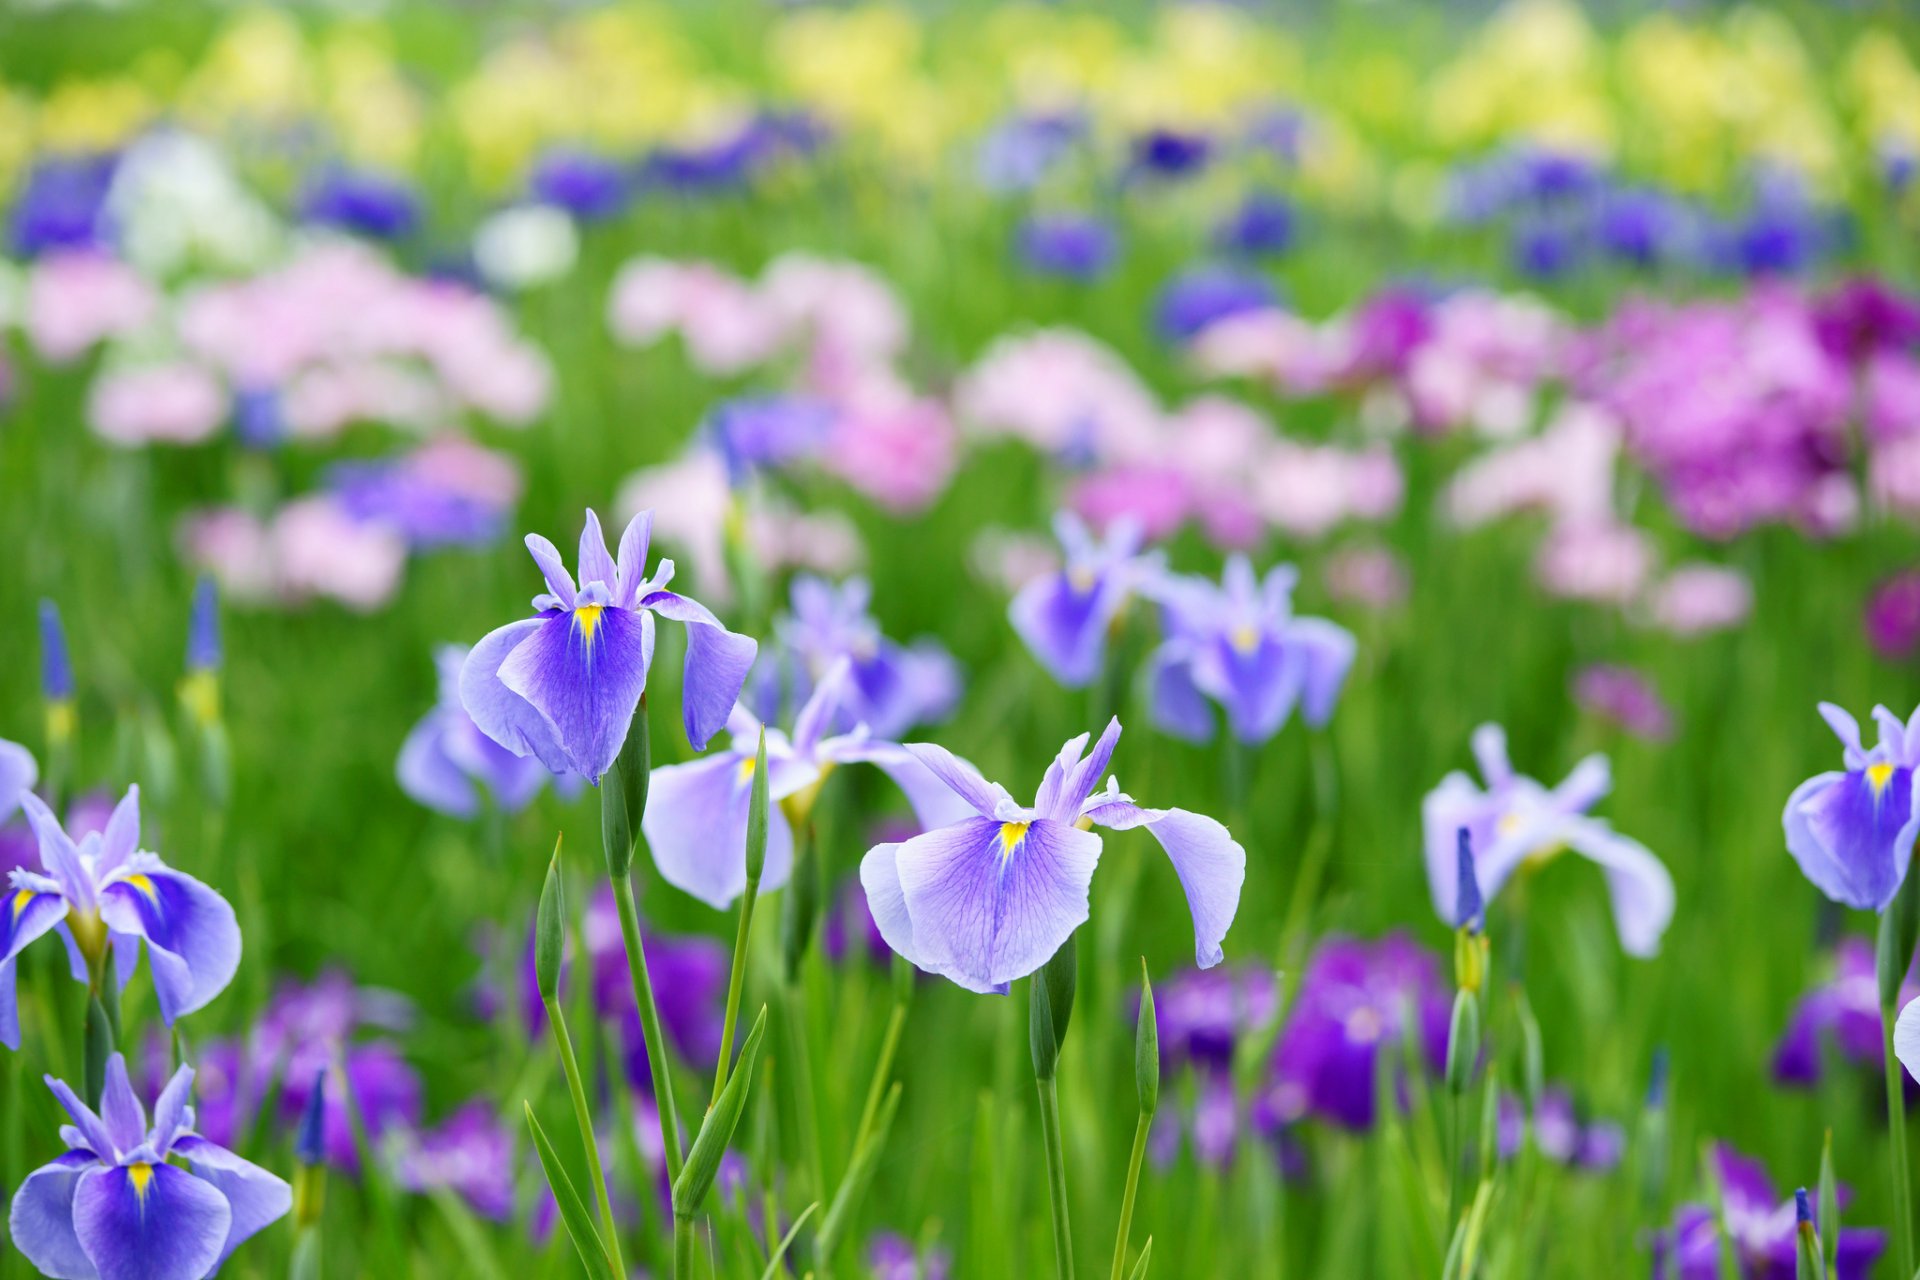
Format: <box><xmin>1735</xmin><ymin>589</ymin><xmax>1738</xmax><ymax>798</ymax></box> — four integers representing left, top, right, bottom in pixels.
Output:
<box><xmin>577</xmin><ymin>510</ymin><xmax>618</xmax><ymax>594</ymax></box>
<box><xmin>639</xmin><ymin>590</ymin><xmax>757</xmax><ymax>751</ymax></box>
<box><xmin>1786</xmin><ymin>765</ymin><xmax>1919</xmax><ymax>911</ymax></box>
<box><xmin>172</xmin><ymin>1135</ymin><xmax>293</xmax><ymax>1265</ymax></box>
<box><xmin>859</xmin><ymin>842</ymin><xmax>915</xmax><ymax>966</ymax></box>
<box><xmin>20</xmin><ymin>794</ymin><xmax>95</xmax><ymax>910</ymax></box>
<box><xmin>1147</xmin><ymin>644</ymin><xmax>1215</xmax><ymax>743</ymax></box>
<box><xmin>148</xmin><ymin>1065</ymin><xmax>195</xmax><ymax>1155</ymax></box>
<box><xmin>74</xmin><ymin>1160</ymin><xmax>230</xmax><ymax>1280</ymax></box>
<box><xmin>95</xmin><ymin>789</ymin><xmax>140</xmax><ymax>881</ymax></box>
<box><xmin>613</xmin><ymin>511</ymin><xmax>654</xmax><ymax>608</ymax></box>
<box><xmin>7</xmin><ymin>1150</ymin><xmax>98</xmax><ymax>1280</ymax></box>
<box><xmin>641</xmin><ymin>753</ymin><xmax>796</xmax><ymax>908</ymax></box>
<box><xmin>1081</xmin><ymin>797</ymin><xmax>1245</xmax><ymax>966</ymax></box>
<box><xmin>901</xmin><ymin>744</ymin><xmax>1008</xmax><ymax>819</ymax></box>
<box><xmin>460</xmin><ymin>619</ymin><xmax>573</xmax><ymax>776</ymax></box>
<box><xmin>45</xmin><ymin>1077</ymin><xmax>118</xmax><ymax>1166</ymax></box>
<box><xmin>891</xmin><ymin>816</ymin><xmax>1102</xmax><ymax>991</ymax></box>
<box><xmin>498</xmin><ymin>605</ymin><xmax>654</xmax><ymax>783</ymax></box>
<box><xmin>824</xmin><ymin>739</ymin><xmax>984</xmax><ymax>832</ymax></box>
<box><xmin>524</xmin><ymin>534</ymin><xmax>576</xmax><ymax>608</ymax></box>
<box><xmin>98</xmin><ymin>862</ymin><xmax>241</xmax><ymax>1023</ymax></box>
<box><xmin>98</xmin><ymin>1057</ymin><xmax>148</xmax><ymax>1158</ymax></box>
<box><xmin>1052</xmin><ymin>718</ymin><xmax>1122</xmax><ymax>822</ymax></box>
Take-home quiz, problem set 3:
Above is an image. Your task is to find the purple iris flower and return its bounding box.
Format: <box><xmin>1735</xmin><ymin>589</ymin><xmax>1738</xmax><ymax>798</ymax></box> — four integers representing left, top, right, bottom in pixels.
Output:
<box><xmin>5</xmin><ymin>788</ymin><xmax>241</xmax><ymax>1048</ymax></box>
<box><xmin>9</xmin><ymin>154</ymin><xmax>117</xmax><ymax>257</ymax></box>
<box><xmin>975</xmin><ymin>113</ymin><xmax>1083</xmax><ymax>192</ymax></box>
<box><xmin>461</xmin><ymin>508</ymin><xmax>757</xmax><ymax>782</ymax></box>
<box><xmin>1815</xmin><ymin>277</ymin><xmax>1920</xmax><ymax>363</ymax></box>
<box><xmin>704</xmin><ymin>397</ymin><xmax>836</xmax><ymax>488</ymax></box>
<box><xmin>1423</xmin><ymin>725</ymin><xmax>1674</xmax><ymax>957</ymax></box>
<box><xmin>861</xmin><ymin>718</ymin><xmax>1246</xmax><ymax>992</ymax></box>
<box><xmin>528</xmin><ymin>150</ymin><xmax>631</xmax><ymax>222</ymax></box>
<box><xmin>1496</xmin><ymin>1087</ymin><xmax>1625</xmax><ymax>1171</ymax></box>
<box><xmin>1148</xmin><ymin>558</ymin><xmax>1356</xmax><ymax>745</ymax></box>
<box><xmin>755</xmin><ymin>575</ymin><xmax>961</xmax><ymax>740</ymax></box>
<box><xmin>1782</xmin><ymin>935</ymin><xmax>1918</xmax><ymax>1087</ymax></box>
<box><xmin>1783</xmin><ymin>702</ymin><xmax>1920</xmax><ymax>912</ymax></box>
<box><xmin>1654</xmin><ymin>1145</ymin><xmax>1884</xmax><ymax>1279</ymax></box>
<box><xmin>394</xmin><ymin>1101</ymin><xmax>516</xmax><ymax>1222</ymax></box>
<box><xmin>40</xmin><ymin>599</ymin><xmax>74</xmax><ymax>702</ymax></box>
<box><xmin>1131</xmin><ymin>129</ymin><xmax>1212</xmax><ymax>179</ymax></box>
<box><xmin>1595</xmin><ymin>188</ymin><xmax>1695</xmax><ymax>268</ymax></box>
<box><xmin>866</xmin><ymin>1231</ymin><xmax>952</xmax><ymax>1280</ymax></box>
<box><xmin>400</xmin><ymin>645</ymin><xmax>570</xmax><ymax>818</ymax></box>
<box><xmin>299</xmin><ymin>168</ymin><xmax>421</xmax><ymax>240</ymax></box>
<box><xmin>644</xmin><ymin>658</ymin><xmax>974</xmax><ymax>909</ymax></box>
<box><xmin>1214</xmin><ymin>192</ymin><xmax>1295</xmax><ymax>258</ymax></box>
<box><xmin>275</xmin><ymin>1047</ymin><xmax>421</xmax><ymax>1175</ymax></box>
<box><xmin>8</xmin><ymin>1055</ymin><xmax>290</xmax><ymax>1280</ymax></box>
<box><xmin>1153</xmin><ymin>265</ymin><xmax>1278</xmax><ymax>342</ymax></box>
<box><xmin>1254</xmin><ymin>933</ymin><xmax>1450</xmax><ymax>1133</ymax></box>
<box><xmin>1016</xmin><ymin>213</ymin><xmax>1118</xmax><ymax>281</ymax></box>
<box><xmin>1009</xmin><ymin>513</ymin><xmax>1165</xmax><ymax>689</ymax></box>
<box><xmin>326</xmin><ymin>460</ymin><xmax>508</xmax><ymax>550</ymax></box>
<box><xmin>1152</xmin><ymin>964</ymin><xmax>1280</xmax><ymax>1075</ymax></box>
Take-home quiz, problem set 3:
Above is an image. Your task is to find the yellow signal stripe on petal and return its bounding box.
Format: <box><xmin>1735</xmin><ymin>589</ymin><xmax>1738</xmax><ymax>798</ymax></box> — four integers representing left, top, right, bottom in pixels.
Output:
<box><xmin>574</xmin><ymin>604</ymin><xmax>605</xmax><ymax>646</ymax></box>
<box><xmin>998</xmin><ymin>821</ymin><xmax>1029</xmax><ymax>857</ymax></box>
<box><xmin>9</xmin><ymin>889</ymin><xmax>32</xmax><ymax>922</ymax></box>
<box><xmin>1869</xmin><ymin>762</ymin><xmax>1896</xmax><ymax>796</ymax></box>
<box><xmin>128</xmin><ymin>1163</ymin><xmax>153</xmax><ymax>1201</ymax></box>
<box><xmin>122</xmin><ymin>874</ymin><xmax>159</xmax><ymax>902</ymax></box>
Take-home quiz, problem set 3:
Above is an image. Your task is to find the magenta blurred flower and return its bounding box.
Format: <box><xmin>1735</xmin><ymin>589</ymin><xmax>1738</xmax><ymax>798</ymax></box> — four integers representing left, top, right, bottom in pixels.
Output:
<box><xmin>1866</xmin><ymin>571</ymin><xmax>1920</xmax><ymax>659</ymax></box>
<box><xmin>1572</xmin><ymin>664</ymin><xmax>1674</xmax><ymax>742</ymax></box>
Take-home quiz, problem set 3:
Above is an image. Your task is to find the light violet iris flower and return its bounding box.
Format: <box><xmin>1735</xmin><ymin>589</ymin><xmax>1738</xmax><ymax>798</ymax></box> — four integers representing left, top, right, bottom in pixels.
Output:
<box><xmin>8</xmin><ymin>1055</ymin><xmax>290</xmax><ymax>1280</ymax></box>
<box><xmin>645</xmin><ymin>659</ymin><xmax>975</xmax><ymax>909</ymax></box>
<box><xmin>461</xmin><ymin>509</ymin><xmax>758</xmax><ymax>783</ymax></box>
<box><xmin>1783</xmin><ymin>701</ymin><xmax>1920</xmax><ymax>912</ymax></box>
<box><xmin>1149</xmin><ymin>557</ymin><xmax>1356</xmax><ymax>745</ymax></box>
<box><xmin>0</xmin><ymin>738</ymin><xmax>33</xmax><ymax>825</ymax></box>
<box><xmin>1009</xmin><ymin>514</ymin><xmax>1164</xmax><ymax>689</ymax></box>
<box><xmin>861</xmin><ymin>718</ymin><xmax>1246</xmax><ymax>993</ymax></box>
<box><xmin>1422</xmin><ymin>724</ymin><xmax>1674</xmax><ymax>957</ymax></box>
<box><xmin>399</xmin><ymin>645</ymin><xmax>574</xmax><ymax>819</ymax></box>
<box><xmin>5</xmin><ymin>788</ymin><xmax>241</xmax><ymax>1049</ymax></box>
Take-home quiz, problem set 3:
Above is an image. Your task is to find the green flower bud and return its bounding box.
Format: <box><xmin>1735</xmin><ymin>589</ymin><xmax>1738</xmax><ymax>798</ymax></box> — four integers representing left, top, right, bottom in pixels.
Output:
<box><xmin>1136</xmin><ymin>958</ymin><xmax>1159</xmax><ymax>1116</ymax></box>
<box><xmin>535</xmin><ymin>841</ymin><xmax>565</xmax><ymax>1002</ymax></box>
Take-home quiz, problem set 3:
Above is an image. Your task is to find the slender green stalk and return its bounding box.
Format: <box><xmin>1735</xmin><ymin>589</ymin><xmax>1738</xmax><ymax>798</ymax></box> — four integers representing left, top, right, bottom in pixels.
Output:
<box><xmin>674</xmin><ymin>1214</ymin><xmax>694</xmax><ymax>1279</ymax></box>
<box><xmin>712</xmin><ymin>873</ymin><xmax>760</xmax><ymax>1110</ymax></box>
<box><xmin>783</xmin><ymin>978</ymin><xmax>826</xmax><ymax>1198</ymax></box>
<box><xmin>1109</xmin><ymin>1112</ymin><xmax>1151</xmax><ymax>1280</ymax></box>
<box><xmin>543</xmin><ymin>995</ymin><xmax>624</xmax><ymax>1279</ymax></box>
<box><xmin>1037</xmin><ymin>1074</ymin><xmax>1075</xmax><ymax>1280</ymax></box>
<box><xmin>1883</xmin><ymin>1006</ymin><xmax>1914</xmax><ymax>1279</ymax></box>
<box><xmin>852</xmin><ymin>986</ymin><xmax>910</xmax><ymax>1156</ymax></box>
<box><xmin>611</xmin><ymin>869</ymin><xmax>685</xmax><ymax>1186</ymax></box>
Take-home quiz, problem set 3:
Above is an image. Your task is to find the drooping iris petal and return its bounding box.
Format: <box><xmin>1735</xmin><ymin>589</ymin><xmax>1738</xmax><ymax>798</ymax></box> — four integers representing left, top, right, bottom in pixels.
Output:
<box><xmin>1560</xmin><ymin>822</ymin><xmax>1676</xmax><ymax>958</ymax></box>
<box><xmin>1081</xmin><ymin>798</ymin><xmax>1246</xmax><ymax>967</ymax></box>
<box><xmin>396</xmin><ymin>710</ymin><xmax>485</xmax><ymax>818</ymax></box>
<box><xmin>73</xmin><ymin>1161</ymin><xmax>231</xmax><ymax>1280</ymax></box>
<box><xmin>576</xmin><ymin>510</ymin><xmax>618</xmax><ymax>595</ymax></box>
<box><xmin>497</xmin><ymin>603</ymin><xmax>654</xmax><ymax>783</ymax></box>
<box><xmin>639</xmin><ymin>590</ymin><xmax>758</xmax><ymax>751</ymax></box>
<box><xmin>1785</xmin><ymin>766</ymin><xmax>1920</xmax><ymax>911</ymax></box>
<box><xmin>641</xmin><ymin>753</ymin><xmax>797</xmax><ymax>908</ymax></box>
<box><xmin>890</xmin><ymin>816</ymin><xmax>1102</xmax><ymax>992</ymax></box>
<box><xmin>97</xmin><ymin>863</ymin><xmax>242</xmax><ymax>1023</ymax></box>
<box><xmin>459</xmin><ymin>618</ymin><xmax>572</xmax><ymax>776</ymax></box>
<box><xmin>1289</xmin><ymin>618</ymin><xmax>1357</xmax><ymax>729</ymax></box>
<box><xmin>0</xmin><ymin>738</ymin><xmax>36</xmax><ymax>824</ymax></box>
<box><xmin>7</xmin><ymin>1150</ymin><xmax>98</xmax><ymax>1280</ymax></box>
<box><xmin>172</xmin><ymin>1136</ymin><xmax>294</xmax><ymax>1267</ymax></box>
<box><xmin>826</xmin><ymin>739</ymin><xmax>983</xmax><ymax>833</ymax></box>
<box><xmin>1192</xmin><ymin>627</ymin><xmax>1302</xmax><ymax>745</ymax></box>
<box><xmin>2</xmin><ymin>881</ymin><xmax>70</xmax><ymax>1042</ymax></box>
<box><xmin>1010</xmin><ymin>570</ymin><xmax>1122</xmax><ymax>688</ymax></box>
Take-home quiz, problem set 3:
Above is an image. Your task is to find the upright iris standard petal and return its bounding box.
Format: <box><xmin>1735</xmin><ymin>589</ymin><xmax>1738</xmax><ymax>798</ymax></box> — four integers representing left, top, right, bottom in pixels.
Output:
<box><xmin>73</xmin><ymin>1161</ymin><xmax>232</xmax><ymax>1280</ymax></box>
<box><xmin>888</xmin><ymin>817</ymin><xmax>1102</xmax><ymax>993</ymax></box>
<box><xmin>1009</xmin><ymin>514</ymin><xmax>1160</xmax><ymax>689</ymax></box>
<box><xmin>461</xmin><ymin>509</ymin><xmax>755</xmax><ymax>779</ymax></box>
<box><xmin>1783</xmin><ymin>701</ymin><xmax>1920</xmax><ymax>911</ymax></box>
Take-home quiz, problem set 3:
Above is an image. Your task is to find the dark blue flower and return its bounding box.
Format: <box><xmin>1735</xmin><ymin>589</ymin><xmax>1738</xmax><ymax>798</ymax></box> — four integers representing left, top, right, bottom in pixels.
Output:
<box><xmin>1016</xmin><ymin>213</ymin><xmax>1118</xmax><ymax>281</ymax></box>
<box><xmin>8</xmin><ymin>154</ymin><xmax>117</xmax><ymax>258</ymax></box>
<box><xmin>1213</xmin><ymin>192</ymin><xmax>1294</xmax><ymax>257</ymax></box>
<box><xmin>299</xmin><ymin>168</ymin><xmax>421</xmax><ymax>240</ymax></box>
<box><xmin>1131</xmin><ymin>128</ymin><xmax>1212</xmax><ymax>179</ymax></box>
<box><xmin>528</xmin><ymin>150</ymin><xmax>631</xmax><ymax>221</ymax></box>
<box><xmin>1153</xmin><ymin>265</ymin><xmax>1278</xmax><ymax>342</ymax></box>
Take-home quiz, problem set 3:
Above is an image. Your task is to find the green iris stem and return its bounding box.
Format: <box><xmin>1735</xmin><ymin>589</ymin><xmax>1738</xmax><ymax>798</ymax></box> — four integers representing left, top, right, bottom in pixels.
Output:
<box><xmin>1109</xmin><ymin>1110</ymin><xmax>1151</xmax><ymax>1280</ymax></box>
<box><xmin>674</xmin><ymin>1214</ymin><xmax>694</xmax><ymax>1280</ymax></box>
<box><xmin>710</xmin><ymin>874</ymin><xmax>761</xmax><ymax>1112</ymax></box>
<box><xmin>783</xmin><ymin>978</ymin><xmax>825</xmax><ymax>1200</ymax></box>
<box><xmin>1883</xmin><ymin>1004</ymin><xmax>1914</xmax><ymax>1280</ymax></box>
<box><xmin>1447</xmin><ymin>1087</ymin><xmax>1469</xmax><ymax>1237</ymax></box>
<box><xmin>610</xmin><ymin>869</ymin><xmax>685</xmax><ymax>1189</ymax></box>
<box><xmin>541</xmin><ymin>995</ymin><xmax>622</xmax><ymax>1279</ymax></box>
<box><xmin>852</xmin><ymin>993</ymin><xmax>909</xmax><ymax>1158</ymax></box>
<box><xmin>1037</xmin><ymin>1073</ymin><xmax>1076</xmax><ymax>1280</ymax></box>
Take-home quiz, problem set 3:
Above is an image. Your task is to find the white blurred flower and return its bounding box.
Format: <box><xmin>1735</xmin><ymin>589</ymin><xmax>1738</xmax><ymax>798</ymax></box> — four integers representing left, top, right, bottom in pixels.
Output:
<box><xmin>108</xmin><ymin>132</ymin><xmax>282</xmax><ymax>277</ymax></box>
<box><xmin>472</xmin><ymin>205</ymin><xmax>577</xmax><ymax>291</ymax></box>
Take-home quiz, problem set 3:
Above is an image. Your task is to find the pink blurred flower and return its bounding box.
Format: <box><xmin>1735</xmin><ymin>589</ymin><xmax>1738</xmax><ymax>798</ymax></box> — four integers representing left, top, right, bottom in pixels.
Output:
<box><xmin>27</xmin><ymin>251</ymin><xmax>157</xmax><ymax>364</ymax></box>
<box><xmin>1404</xmin><ymin>292</ymin><xmax>1564</xmax><ymax>437</ymax></box>
<box><xmin>1446</xmin><ymin>404</ymin><xmax>1620</xmax><ymax>528</ymax></box>
<box><xmin>1643</xmin><ymin>562</ymin><xmax>1753</xmax><ymax>635</ymax></box>
<box><xmin>178</xmin><ymin>508</ymin><xmax>277</xmax><ymax>603</ymax></box>
<box><xmin>1572</xmin><ymin>664</ymin><xmax>1674</xmax><ymax>742</ymax></box>
<box><xmin>1066</xmin><ymin>465</ymin><xmax>1191</xmax><ymax>541</ymax></box>
<box><xmin>1189</xmin><ymin>308</ymin><xmax>1340</xmax><ymax>395</ymax></box>
<box><xmin>1534</xmin><ymin>521</ymin><xmax>1654</xmax><ymax>604</ymax></box>
<box><xmin>1252</xmin><ymin>442</ymin><xmax>1404</xmax><ymax>539</ymax></box>
<box><xmin>1323</xmin><ymin>544</ymin><xmax>1409</xmax><ymax>611</ymax></box>
<box><xmin>956</xmin><ymin>328</ymin><xmax>1162</xmax><ymax>461</ymax></box>
<box><xmin>1865</xmin><ymin>571</ymin><xmax>1920</xmax><ymax>659</ymax></box>
<box><xmin>820</xmin><ymin>390</ymin><xmax>956</xmax><ymax>512</ymax></box>
<box><xmin>271</xmin><ymin>496</ymin><xmax>408</xmax><ymax>611</ymax></box>
<box><xmin>762</xmin><ymin>252</ymin><xmax>908</xmax><ymax>368</ymax></box>
<box><xmin>87</xmin><ymin>362</ymin><xmax>226</xmax><ymax>445</ymax></box>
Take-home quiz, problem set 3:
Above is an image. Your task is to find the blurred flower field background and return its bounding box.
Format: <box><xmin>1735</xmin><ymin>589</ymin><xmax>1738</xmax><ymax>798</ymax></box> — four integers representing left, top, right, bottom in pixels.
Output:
<box><xmin>5</xmin><ymin>0</ymin><xmax>1920</xmax><ymax>1276</ymax></box>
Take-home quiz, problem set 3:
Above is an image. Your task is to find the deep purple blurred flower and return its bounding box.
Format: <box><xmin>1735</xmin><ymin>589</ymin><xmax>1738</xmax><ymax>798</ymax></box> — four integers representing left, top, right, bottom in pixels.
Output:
<box><xmin>1131</xmin><ymin>128</ymin><xmax>1212</xmax><ymax>179</ymax></box>
<box><xmin>1511</xmin><ymin>217</ymin><xmax>1584</xmax><ymax>280</ymax></box>
<box><xmin>234</xmin><ymin>387</ymin><xmax>284</xmax><ymax>449</ymax></box>
<box><xmin>1423</xmin><ymin>724</ymin><xmax>1673</xmax><ymax>957</ymax></box>
<box><xmin>460</xmin><ymin>508</ymin><xmax>758</xmax><ymax>780</ymax></box>
<box><xmin>1774</xmin><ymin>935</ymin><xmax>1918</xmax><ymax>1087</ymax></box>
<box><xmin>1154</xmin><ymin>266</ymin><xmax>1278</xmax><ymax>342</ymax></box>
<box><xmin>1214</xmin><ymin>192</ymin><xmax>1295</xmax><ymax>258</ymax></box>
<box><xmin>1654</xmin><ymin>1145</ymin><xmax>1883</xmax><ymax>1279</ymax></box>
<box><xmin>1341</xmin><ymin>287</ymin><xmax>1434</xmax><ymax>382</ymax></box>
<box><xmin>1816</xmin><ymin>278</ymin><xmax>1920</xmax><ymax>364</ymax></box>
<box><xmin>975</xmin><ymin>113</ymin><xmax>1083</xmax><ymax>192</ymax></box>
<box><xmin>1866</xmin><ymin>571</ymin><xmax>1920</xmax><ymax>660</ymax></box>
<box><xmin>7</xmin><ymin>1055</ymin><xmax>290</xmax><ymax>1280</ymax></box>
<box><xmin>1148</xmin><ymin>557</ymin><xmax>1356</xmax><ymax>745</ymax></box>
<box><xmin>299</xmin><ymin>168</ymin><xmax>421</xmax><ymax>240</ymax></box>
<box><xmin>5</xmin><ymin>787</ymin><xmax>241</xmax><ymax>1047</ymax></box>
<box><xmin>703</xmin><ymin>396</ymin><xmax>836</xmax><ymax>488</ymax></box>
<box><xmin>528</xmin><ymin>150</ymin><xmax>631</xmax><ymax>221</ymax></box>
<box><xmin>1255</xmin><ymin>933</ymin><xmax>1450</xmax><ymax>1132</ymax></box>
<box><xmin>399</xmin><ymin>645</ymin><xmax>569</xmax><ymax>818</ymax></box>
<box><xmin>1009</xmin><ymin>513</ymin><xmax>1164</xmax><ymax>689</ymax></box>
<box><xmin>756</xmin><ymin>575</ymin><xmax>961</xmax><ymax>740</ymax></box>
<box><xmin>9</xmin><ymin>154</ymin><xmax>117</xmax><ymax>257</ymax></box>
<box><xmin>822</xmin><ymin>873</ymin><xmax>892</xmax><ymax>966</ymax></box>
<box><xmin>1783</xmin><ymin>701</ymin><xmax>1920</xmax><ymax>912</ymax></box>
<box><xmin>867</xmin><ymin>1231</ymin><xmax>952</xmax><ymax>1280</ymax></box>
<box><xmin>1595</xmin><ymin>188</ymin><xmax>1694</xmax><ymax>268</ymax></box>
<box><xmin>1572</xmin><ymin>664</ymin><xmax>1674</xmax><ymax>742</ymax></box>
<box><xmin>394</xmin><ymin>1101</ymin><xmax>515</xmax><ymax>1221</ymax></box>
<box><xmin>641</xmin><ymin>114</ymin><xmax>818</xmax><ymax>193</ymax></box>
<box><xmin>1153</xmin><ymin>964</ymin><xmax>1280</xmax><ymax>1074</ymax></box>
<box><xmin>862</xmin><ymin>718</ymin><xmax>1246</xmax><ymax>991</ymax></box>
<box><xmin>1016</xmin><ymin>213</ymin><xmax>1118</xmax><ymax>281</ymax></box>
<box><xmin>1497</xmin><ymin>1087</ymin><xmax>1625</xmax><ymax>1171</ymax></box>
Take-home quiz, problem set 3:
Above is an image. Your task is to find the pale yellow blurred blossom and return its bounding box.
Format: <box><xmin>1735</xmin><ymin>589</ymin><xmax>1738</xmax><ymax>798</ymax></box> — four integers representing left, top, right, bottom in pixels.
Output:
<box><xmin>979</xmin><ymin>6</ymin><xmax>1127</xmax><ymax>116</ymax></box>
<box><xmin>1847</xmin><ymin>30</ymin><xmax>1920</xmax><ymax>156</ymax></box>
<box><xmin>177</xmin><ymin>10</ymin><xmax>317</xmax><ymax>132</ymax></box>
<box><xmin>37</xmin><ymin>78</ymin><xmax>155</xmax><ymax>153</ymax></box>
<box><xmin>320</xmin><ymin>29</ymin><xmax>424</xmax><ymax>171</ymax></box>
<box><xmin>771</xmin><ymin>6</ymin><xmax>955</xmax><ymax>166</ymax></box>
<box><xmin>1428</xmin><ymin>0</ymin><xmax>1614</xmax><ymax>157</ymax></box>
<box><xmin>0</xmin><ymin>86</ymin><xmax>35</xmax><ymax>198</ymax></box>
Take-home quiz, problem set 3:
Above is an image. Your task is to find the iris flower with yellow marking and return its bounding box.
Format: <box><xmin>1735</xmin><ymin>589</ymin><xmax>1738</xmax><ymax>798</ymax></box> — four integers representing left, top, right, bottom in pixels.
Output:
<box><xmin>4</xmin><ymin>786</ymin><xmax>241</xmax><ymax>1050</ymax></box>
<box><xmin>1784</xmin><ymin>701</ymin><xmax>1920</xmax><ymax>912</ymax></box>
<box><xmin>8</xmin><ymin>1054</ymin><xmax>289</xmax><ymax>1280</ymax></box>
<box><xmin>460</xmin><ymin>508</ymin><xmax>759</xmax><ymax>783</ymax></box>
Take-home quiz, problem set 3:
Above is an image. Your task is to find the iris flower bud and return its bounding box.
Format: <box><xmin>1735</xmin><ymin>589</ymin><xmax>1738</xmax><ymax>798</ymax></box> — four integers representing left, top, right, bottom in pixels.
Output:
<box><xmin>1135</xmin><ymin>959</ymin><xmax>1159</xmax><ymax>1116</ymax></box>
<box><xmin>535</xmin><ymin>842</ymin><xmax>566</xmax><ymax>1003</ymax></box>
